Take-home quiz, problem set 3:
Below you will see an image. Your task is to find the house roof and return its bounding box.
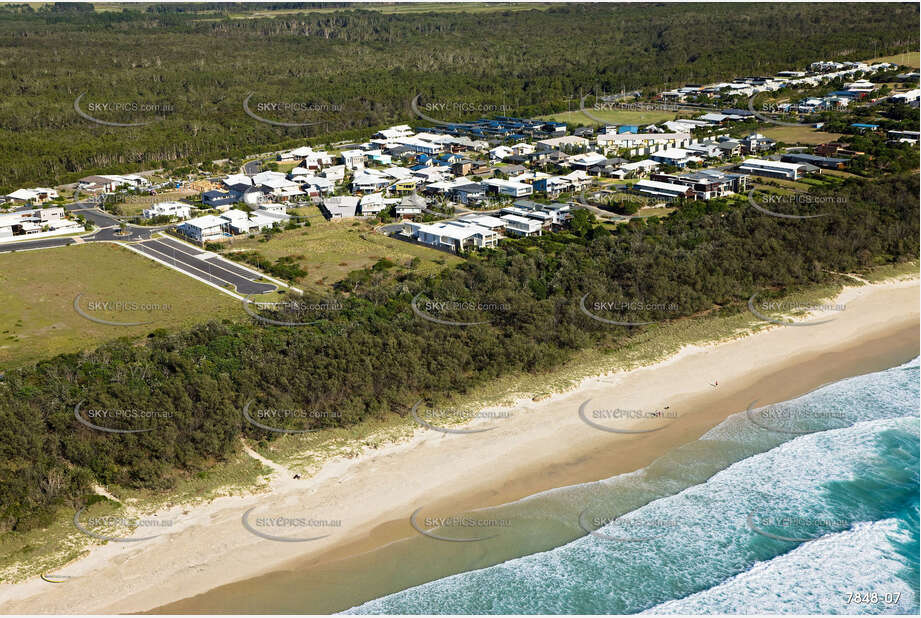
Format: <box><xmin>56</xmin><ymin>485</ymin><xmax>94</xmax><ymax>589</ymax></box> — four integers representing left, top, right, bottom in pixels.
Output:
<box><xmin>182</xmin><ymin>215</ymin><xmax>226</xmax><ymax>229</ymax></box>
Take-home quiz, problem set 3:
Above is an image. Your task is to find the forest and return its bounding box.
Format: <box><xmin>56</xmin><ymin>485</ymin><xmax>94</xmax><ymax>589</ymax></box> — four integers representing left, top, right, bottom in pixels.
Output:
<box><xmin>0</xmin><ymin>2</ymin><xmax>918</xmax><ymax>191</ymax></box>
<box><xmin>0</xmin><ymin>171</ymin><xmax>917</xmax><ymax>532</ymax></box>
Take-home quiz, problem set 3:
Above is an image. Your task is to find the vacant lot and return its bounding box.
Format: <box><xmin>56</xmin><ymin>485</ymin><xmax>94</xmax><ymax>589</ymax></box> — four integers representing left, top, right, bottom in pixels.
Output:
<box><xmin>220</xmin><ymin>209</ymin><xmax>461</xmax><ymax>291</ymax></box>
<box><xmin>866</xmin><ymin>51</ymin><xmax>920</xmax><ymax>68</ymax></box>
<box><xmin>760</xmin><ymin>125</ymin><xmax>843</xmax><ymax>145</ymax></box>
<box><xmin>113</xmin><ymin>188</ymin><xmax>199</xmax><ymax>217</ymax></box>
<box><xmin>540</xmin><ymin>108</ymin><xmax>693</xmax><ymax>127</ymax></box>
<box><xmin>0</xmin><ymin>243</ymin><xmax>239</xmax><ymax>368</ymax></box>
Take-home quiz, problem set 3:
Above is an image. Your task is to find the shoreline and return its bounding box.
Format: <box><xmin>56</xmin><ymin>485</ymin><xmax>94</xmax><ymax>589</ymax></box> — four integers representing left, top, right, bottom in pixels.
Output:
<box><xmin>1</xmin><ymin>276</ymin><xmax>918</xmax><ymax>614</ymax></box>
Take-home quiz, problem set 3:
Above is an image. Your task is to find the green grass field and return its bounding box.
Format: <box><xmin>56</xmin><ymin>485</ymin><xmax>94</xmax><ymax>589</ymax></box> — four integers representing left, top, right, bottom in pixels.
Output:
<box><xmin>539</xmin><ymin>108</ymin><xmax>693</xmax><ymax>127</ymax></box>
<box><xmin>866</xmin><ymin>51</ymin><xmax>920</xmax><ymax>68</ymax></box>
<box><xmin>219</xmin><ymin>208</ymin><xmax>462</xmax><ymax>291</ymax></box>
<box><xmin>0</xmin><ymin>242</ymin><xmax>240</xmax><ymax>368</ymax></box>
<box><xmin>760</xmin><ymin>126</ymin><xmax>843</xmax><ymax>145</ymax></box>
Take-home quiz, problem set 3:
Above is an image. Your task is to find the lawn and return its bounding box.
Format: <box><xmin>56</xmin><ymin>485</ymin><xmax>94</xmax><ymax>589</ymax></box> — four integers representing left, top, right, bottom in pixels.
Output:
<box><xmin>539</xmin><ymin>108</ymin><xmax>694</xmax><ymax>127</ymax></box>
<box><xmin>0</xmin><ymin>243</ymin><xmax>239</xmax><ymax>369</ymax></box>
<box><xmin>760</xmin><ymin>126</ymin><xmax>843</xmax><ymax>145</ymax></box>
<box><xmin>218</xmin><ymin>209</ymin><xmax>462</xmax><ymax>292</ymax></box>
<box><xmin>866</xmin><ymin>51</ymin><xmax>920</xmax><ymax>68</ymax></box>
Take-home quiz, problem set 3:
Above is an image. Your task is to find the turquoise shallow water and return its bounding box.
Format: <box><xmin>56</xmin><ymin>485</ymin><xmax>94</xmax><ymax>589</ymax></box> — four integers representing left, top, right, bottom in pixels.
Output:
<box><xmin>346</xmin><ymin>358</ymin><xmax>921</xmax><ymax>614</ymax></box>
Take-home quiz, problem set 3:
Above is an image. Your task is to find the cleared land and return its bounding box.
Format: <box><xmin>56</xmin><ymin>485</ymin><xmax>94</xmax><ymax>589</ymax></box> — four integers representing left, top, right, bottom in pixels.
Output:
<box><xmin>0</xmin><ymin>242</ymin><xmax>240</xmax><ymax>368</ymax></box>
<box><xmin>539</xmin><ymin>108</ymin><xmax>694</xmax><ymax>127</ymax></box>
<box><xmin>761</xmin><ymin>125</ymin><xmax>843</xmax><ymax>145</ymax></box>
<box><xmin>113</xmin><ymin>188</ymin><xmax>199</xmax><ymax>217</ymax></box>
<box><xmin>866</xmin><ymin>51</ymin><xmax>920</xmax><ymax>68</ymax></box>
<box><xmin>218</xmin><ymin>207</ymin><xmax>462</xmax><ymax>291</ymax></box>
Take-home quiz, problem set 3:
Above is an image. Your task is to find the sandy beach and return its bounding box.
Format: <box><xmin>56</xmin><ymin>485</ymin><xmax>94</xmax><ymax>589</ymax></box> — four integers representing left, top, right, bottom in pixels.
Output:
<box><xmin>1</xmin><ymin>277</ymin><xmax>918</xmax><ymax>614</ymax></box>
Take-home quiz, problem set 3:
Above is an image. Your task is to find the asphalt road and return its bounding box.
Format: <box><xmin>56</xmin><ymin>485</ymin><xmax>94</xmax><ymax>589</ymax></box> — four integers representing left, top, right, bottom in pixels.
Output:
<box><xmin>134</xmin><ymin>238</ymin><xmax>276</xmax><ymax>295</ymax></box>
<box><xmin>0</xmin><ymin>236</ymin><xmax>76</xmax><ymax>253</ymax></box>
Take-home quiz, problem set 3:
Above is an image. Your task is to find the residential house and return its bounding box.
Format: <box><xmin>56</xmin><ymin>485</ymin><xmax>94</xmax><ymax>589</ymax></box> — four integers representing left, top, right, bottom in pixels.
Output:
<box><xmin>780</xmin><ymin>153</ymin><xmax>847</xmax><ymax>170</ymax></box>
<box><xmin>321</xmin><ymin>165</ymin><xmax>346</xmax><ymax>182</ymax></box>
<box><xmin>391</xmin><ymin>177</ymin><xmax>421</xmax><ymax>194</ymax></box>
<box><xmin>177</xmin><ymin>215</ymin><xmax>227</xmax><ymax>243</ymax></box>
<box><xmin>257</xmin><ymin>177</ymin><xmax>304</xmax><ymax>202</ymax></box>
<box><xmin>451</xmin><ymin>159</ymin><xmax>476</xmax><ymax>176</ymax></box>
<box><xmin>619</xmin><ymin>159</ymin><xmax>660</xmax><ymax>177</ymax></box>
<box><xmin>717</xmin><ymin>139</ymin><xmax>742</xmax><ymax>158</ymax></box>
<box><xmin>359</xmin><ymin>193</ymin><xmax>387</xmax><ymax>216</ymax></box>
<box><xmin>202</xmin><ymin>190</ymin><xmax>236</xmax><ymax>208</ymax></box>
<box><xmin>321</xmin><ymin>196</ymin><xmax>360</xmax><ymax>220</ymax></box>
<box><xmin>220</xmin><ymin>209</ymin><xmax>257</xmax><ymax>235</ymax></box>
<box><xmin>395</xmin><ymin>193</ymin><xmax>427</xmax><ymax>218</ymax></box>
<box><xmin>568</xmin><ymin>152</ymin><xmax>608</xmax><ymax>170</ymax></box>
<box><xmin>738</xmin><ymin>158</ymin><xmax>809</xmax><ymax>180</ymax></box>
<box><xmin>351</xmin><ymin>170</ymin><xmax>392</xmax><ymax>193</ymax></box>
<box><xmin>451</xmin><ymin>182</ymin><xmax>488</xmax><ymax>205</ymax></box>
<box><xmin>650</xmin><ymin>148</ymin><xmax>699</xmax><ymax>168</ymax></box>
<box><xmin>457</xmin><ymin>214</ymin><xmax>507</xmax><ymax>231</ymax></box>
<box><xmin>341</xmin><ymin>149</ymin><xmax>367</xmax><ymax>170</ymax></box>
<box><xmin>632</xmin><ymin>179</ymin><xmax>696</xmax><ymax>200</ymax></box>
<box><xmin>4</xmin><ymin>188</ymin><xmax>59</xmax><ymax>205</ymax></box>
<box><xmin>651</xmin><ymin>170</ymin><xmax>748</xmax><ymax>199</ymax></box>
<box><xmin>740</xmin><ymin>134</ymin><xmax>776</xmax><ymax>154</ymax></box>
<box><xmin>532</xmin><ymin>176</ymin><xmax>570</xmax><ymax>196</ymax></box>
<box><xmin>483</xmin><ymin>178</ymin><xmax>534</xmax><ymax>198</ymax></box>
<box><xmin>501</xmin><ymin>214</ymin><xmax>543</xmax><ymax>237</ymax></box>
<box><xmin>142</xmin><ymin>201</ymin><xmax>191</xmax><ymax>220</ymax></box>
<box><xmin>489</xmin><ymin>145</ymin><xmax>514</xmax><ymax>161</ymax></box>
<box><xmin>814</xmin><ymin>142</ymin><xmax>865</xmax><ymax>158</ymax></box>
<box><xmin>407</xmin><ymin>221</ymin><xmax>499</xmax><ymax>253</ymax></box>
<box><xmin>685</xmin><ymin>141</ymin><xmax>722</xmax><ymax>159</ymax></box>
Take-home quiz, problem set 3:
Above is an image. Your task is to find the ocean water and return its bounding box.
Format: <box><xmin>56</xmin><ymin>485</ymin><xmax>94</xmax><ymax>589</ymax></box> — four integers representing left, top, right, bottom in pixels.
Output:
<box><xmin>346</xmin><ymin>358</ymin><xmax>920</xmax><ymax>615</ymax></box>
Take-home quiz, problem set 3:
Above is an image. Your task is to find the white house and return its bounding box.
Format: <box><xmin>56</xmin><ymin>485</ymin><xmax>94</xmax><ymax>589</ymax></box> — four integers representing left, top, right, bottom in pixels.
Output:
<box><xmin>220</xmin><ymin>209</ymin><xmax>255</xmax><ymax>235</ymax></box>
<box><xmin>292</xmin><ymin>174</ymin><xmax>335</xmax><ymax>195</ymax></box>
<box><xmin>258</xmin><ymin>176</ymin><xmax>304</xmax><ymax>201</ymax></box>
<box><xmin>510</xmin><ymin>142</ymin><xmax>535</xmax><ymax>156</ymax></box>
<box><xmin>142</xmin><ymin>201</ymin><xmax>191</xmax><ymax>220</ymax></box>
<box><xmin>321</xmin><ymin>165</ymin><xmax>346</xmax><ymax>182</ymax></box>
<box><xmin>685</xmin><ymin>141</ymin><xmax>722</xmax><ymax>158</ymax></box>
<box><xmin>501</xmin><ymin>214</ymin><xmax>543</xmax><ymax>237</ymax></box>
<box><xmin>489</xmin><ymin>146</ymin><xmax>514</xmax><ymax>161</ymax></box>
<box><xmin>561</xmin><ymin>170</ymin><xmax>591</xmax><ymax>190</ymax></box>
<box><xmin>321</xmin><ymin>196</ymin><xmax>361</xmax><ymax>220</ymax></box>
<box><xmin>395</xmin><ymin>193</ymin><xmax>427</xmax><ymax>217</ymax></box>
<box><xmin>650</xmin><ymin>148</ymin><xmax>698</xmax><ymax>168</ymax></box>
<box><xmin>178</xmin><ymin>215</ymin><xmax>227</xmax><ymax>243</ymax></box>
<box><xmin>223</xmin><ymin>174</ymin><xmax>253</xmax><ymax>188</ymax></box>
<box><xmin>374</xmin><ymin>125</ymin><xmax>414</xmax><ymax>140</ymax></box>
<box><xmin>359</xmin><ymin>192</ymin><xmax>386</xmax><ymax>216</ymax></box>
<box><xmin>619</xmin><ymin>159</ymin><xmax>660</xmax><ymax>177</ymax></box>
<box><xmin>484</xmin><ymin>178</ymin><xmax>533</xmax><ymax>198</ymax></box>
<box><xmin>352</xmin><ymin>170</ymin><xmax>391</xmax><ymax>193</ymax></box>
<box><xmin>633</xmin><ymin>179</ymin><xmax>696</xmax><ymax>200</ymax></box>
<box><xmin>409</xmin><ymin>221</ymin><xmax>499</xmax><ymax>252</ymax></box>
<box><xmin>4</xmin><ymin>188</ymin><xmax>59</xmax><ymax>204</ymax></box>
<box><xmin>251</xmin><ymin>171</ymin><xmax>287</xmax><ymax>186</ymax></box>
<box><xmin>341</xmin><ymin>149</ymin><xmax>367</xmax><ymax>170</ymax></box>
